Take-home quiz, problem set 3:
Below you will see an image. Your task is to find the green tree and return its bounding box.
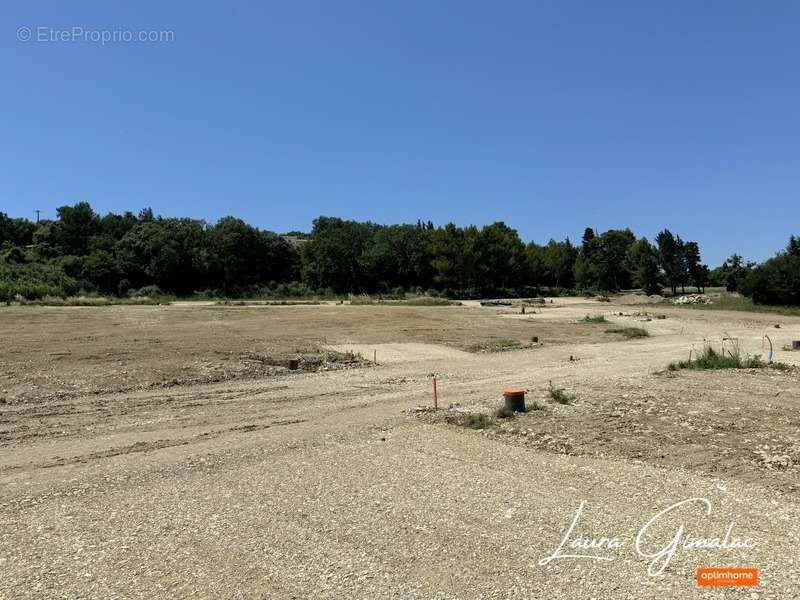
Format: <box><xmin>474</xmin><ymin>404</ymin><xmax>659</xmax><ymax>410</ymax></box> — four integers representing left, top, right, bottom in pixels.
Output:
<box><xmin>683</xmin><ymin>241</ymin><xmax>708</xmax><ymax>293</ymax></box>
<box><xmin>709</xmin><ymin>254</ymin><xmax>753</xmax><ymax>292</ymax></box>
<box><xmin>541</xmin><ymin>239</ymin><xmax>577</xmax><ymax>288</ymax></box>
<box><xmin>301</xmin><ymin>217</ymin><xmax>377</xmax><ymax>293</ymax></box>
<box><xmin>429</xmin><ymin>223</ymin><xmax>480</xmax><ymax>292</ymax></box>
<box><xmin>575</xmin><ymin>228</ymin><xmax>600</xmax><ymax>290</ymax></box>
<box><xmin>206</xmin><ymin>217</ymin><xmax>296</xmax><ymax>293</ymax></box>
<box><xmin>524</xmin><ymin>243</ymin><xmax>547</xmax><ymax>287</ymax></box>
<box><xmin>0</xmin><ymin>262</ymin><xmax>80</xmax><ymax>301</ymax></box>
<box><xmin>787</xmin><ymin>235</ymin><xmax>800</xmax><ymax>257</ymax></box>
<box><xmin>474</xmin><ymin>222</ymin><xmax>526</xmax><ymax>291</ymax></box>
<box><xmin>116</xmin><ymin>219</ymin><xmax>207</xmax><ymax>293</ymax></box>
<box><xmin>574</xmin><ymin>228</ymin><xmax>635</xmax><ymax>291</ymax></box>
<box><xmin>741</xmin><ymin>247</ymin><xmax>800</xmax><ymax>305</ymax></box>
<box><xmin>581</xmin><ymin>227</ymin><xmax>596</xmax><ymax>253</ymax></box>
<box><xmin>81</xmin><ymin>250</ymin><xmax>119</xmax><ymax>294</ymax></box>
<box><xmin>0</xmin><ymin>213</ymin><xmax>36</xmax><ymax>248</ymax></box>
<box><xmin>656</xmin><ymin>229</ymin><xmax>682</xmax><ymax>295</ymax></box>
<box><xmin>573</xmin><ymin>253</ymin><xmax>599</xmax><ymax>290</ymax></box>
<box><xmin>362</xmin><ymin>224</ymin><xmax>434</xmax><ymax>291</ymax></box>
<box><xmin>627</xmin><ymin>238</ymin><xmax>663</xmax><ymax>295</ymax></box>
<box><xmin>51</xmin><ymin>202</ymin><xmax>99</xmax><ymax>255</ymax></box>
<box><xmin>739</xmin><ymin>236</ymin><xmax>800</xmax><ymax>305</ymax></box>
<box><xmin>598</xmin><ymin>229</ymin><xmax>636</xmax><ymax>290</ymax></box>
<box><xmin>99</xmin><ymin>212</ymin><xmax>139</xmax><ymax>240</ymax></box>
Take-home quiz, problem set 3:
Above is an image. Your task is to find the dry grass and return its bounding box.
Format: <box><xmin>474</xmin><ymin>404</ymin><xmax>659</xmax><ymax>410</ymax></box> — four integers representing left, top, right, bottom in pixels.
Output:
<box><xmin>667</xmin><ymin>346</ymin><xmax>790</xmax><ymax>372</ymax></box>
<box><xmin>582</xmin><ymin>315</ymin><xmax>608</xmax><ymax>324</ymax></box>
<box><xmin>547</xmin><ymin>381</ymin><xmax>575</xmax><ymax>405</ymax></box>
<box><xmin>605</xmin><ymin>326</ymin><xmax>649</xmax><ymax>339</ymax></box>
<box><xmin>674</xmin><ymin>294</ymin><xmax>800</xmax><ymax>317</ymax></box>
<box><xmin>468</xmin><ymin>339</ymin><xmax>524</xmax><ymax>353</ymax></box>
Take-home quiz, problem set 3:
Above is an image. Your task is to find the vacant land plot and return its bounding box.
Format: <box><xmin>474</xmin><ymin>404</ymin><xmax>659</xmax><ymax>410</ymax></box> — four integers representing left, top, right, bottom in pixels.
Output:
<box><xmin>0</xmin><ymin>303</ymin><xmax>606</xmax><ymax>404</ymax></box>
<box><xmin>1</xmin><ymin>298</ymin><xmax>799</xmax><ymax>598</ymax></box>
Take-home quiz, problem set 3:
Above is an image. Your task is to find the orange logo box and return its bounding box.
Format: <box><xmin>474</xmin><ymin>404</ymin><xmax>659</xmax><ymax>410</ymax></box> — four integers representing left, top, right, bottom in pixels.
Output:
<box><xmin>696</xmin><ymin>567</ymin><xmax>759</xmax><ymax>587</ymax></box>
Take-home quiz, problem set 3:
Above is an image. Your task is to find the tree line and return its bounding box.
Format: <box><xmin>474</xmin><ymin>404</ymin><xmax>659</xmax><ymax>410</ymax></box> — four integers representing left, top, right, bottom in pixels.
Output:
<box><xmin>0</xmin><ymin>202</ymin><xmax>797</xmax><ymax>305</ymax></box>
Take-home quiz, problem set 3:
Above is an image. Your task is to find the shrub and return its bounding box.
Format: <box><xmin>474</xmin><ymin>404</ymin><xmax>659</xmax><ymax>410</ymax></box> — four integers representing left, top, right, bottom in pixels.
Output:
<box><xmin>117</xmin><ymin>278</ymin><xmax>132</xmax><ymax>297</ymax></box>
<box><xmin>272</xmin><ymin>281</ymin><xmax>314</xmax><ymax>298</ymax></box>
<box><xmin>667</xmin><ymin>346</ymin><xmax>789</xmax><ymax>371</ymax></box>
<box><xmin>605</xmin><ymin>327</ymin><xmax>649</xmax><ymax>339</ymax></box>
<box><xmin>468</xmin><ymin>338</ymin><xmax>523</xmax><ymax>353</ymax></box>
<box><xmin>547</xmin><ymin>381</ymin><xmax>575</xmax><ymax>405</ymax></box>
<box><xmin>463</xmin><ymin>413</ymin><xmax>491</xmax><ymax>429</ymax></box>
<box><xmin>402</xmin><ymin>296</ymin><xmax>452</xmax><ymax>306</ymax></box>
<box><xmin>12</xmin><ymin>295</ymin><xmax>163</xmax><ymax>306</ymax></box>
<box><xmin>670</xmin><ymin>293</ymin><xmax>800</xmax><ymax>317</ymax></box>
<box><xmin>129</xmin><ymin>284</ymin><xmax>164</xmax><ymax>298</ymax></box>
<box><xmin>495</xmin><ymin>405</ymin><xmax>516</xmax><ymax>419</ymax></box>
<box><xmin>582</xmin><ymin>315</ymin><xmax>607</xmax><ymax>324</ymax></box>
<box><xmin>740</xmin><ymin>240</ymin><xmax>800</xmax><ymax>306</ymax></box>
<box><xmin>0</xmin><ymin>262</ymin><xmax>79</xmax><ymax>301</ymax></box>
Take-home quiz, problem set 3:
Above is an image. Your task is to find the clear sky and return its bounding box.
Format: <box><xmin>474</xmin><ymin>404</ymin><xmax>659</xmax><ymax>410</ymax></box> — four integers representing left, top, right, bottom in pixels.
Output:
<box><xmin>3</xmin><ymin>1</ymin><xmax>799</xmax><ymax>265</ymax></box>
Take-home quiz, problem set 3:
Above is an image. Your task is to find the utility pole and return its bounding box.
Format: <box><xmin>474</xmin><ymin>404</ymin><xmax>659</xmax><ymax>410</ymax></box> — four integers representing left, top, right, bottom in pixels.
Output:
<box><xmin>34</xmin><ymin>210</ymin><xmax>40</xmax><ymax>223</ymax></box>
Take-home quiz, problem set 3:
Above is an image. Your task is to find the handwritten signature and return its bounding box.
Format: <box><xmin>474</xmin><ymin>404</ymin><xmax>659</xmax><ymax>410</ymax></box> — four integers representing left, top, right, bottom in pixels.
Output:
<box><xmin>538</xmin><ymin>498</ymin><xmax>756</xmax><ymax>576</ymax></box>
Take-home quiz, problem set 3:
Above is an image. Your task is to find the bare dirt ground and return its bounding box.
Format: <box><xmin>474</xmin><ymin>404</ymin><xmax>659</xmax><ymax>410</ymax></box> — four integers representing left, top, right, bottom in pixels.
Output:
<box><xmin>0</xmin><ymin>303</ymin><xmax>604</xmax><ymax>404</ymax></box>
<box><xmin>1</xmin><ymin>298</ymin><xmax>799</xmax><ymax>599</ymax></box>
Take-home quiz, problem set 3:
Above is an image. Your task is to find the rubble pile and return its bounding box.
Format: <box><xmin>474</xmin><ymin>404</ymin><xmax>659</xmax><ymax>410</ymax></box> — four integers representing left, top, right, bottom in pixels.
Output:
<box><xmin>673</xmin><ymin>294</ymin><xmax>712</xmax><ymax>305</ymax></box>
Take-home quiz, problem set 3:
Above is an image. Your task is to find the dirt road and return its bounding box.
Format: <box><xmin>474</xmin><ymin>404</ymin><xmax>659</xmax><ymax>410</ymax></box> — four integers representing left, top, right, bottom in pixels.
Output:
<box><xmin>1</xmin><ymin>300</ymin><xmax>799</xmax><ymax>598</ymax></box>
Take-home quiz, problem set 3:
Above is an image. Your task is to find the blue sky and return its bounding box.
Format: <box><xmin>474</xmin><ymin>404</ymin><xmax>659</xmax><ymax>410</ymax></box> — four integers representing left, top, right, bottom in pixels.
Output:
<box><xmin>2</xmin><ymin>1</ymin><xmax>799</xmax><ymax>265</ymax></box>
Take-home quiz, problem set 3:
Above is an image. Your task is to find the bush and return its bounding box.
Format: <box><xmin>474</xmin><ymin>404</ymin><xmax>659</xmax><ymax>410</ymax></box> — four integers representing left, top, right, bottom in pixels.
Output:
<box><xmin>547</xmin><ymin>381</ymin><xmax>575</xmax><ymax>405</ymax></box>
<box><xmin>495</xmin><ymin>405</ymin><xmax>516</xmax><ymax>419</ymax></box>
<box><xmin>0</xmin><ymin>246</ymin><xmax>27</xmax><ymax>264</ymax></box>
<box><xmin>741</xmin><ymin>252</ymin><xmax>800</xmax><ymax>306</ymax></box>
<box><xmin>272</xmin><ymin>281</ymin><xmax>314</xmax><ymax>298</ymax></box>
<box><xmin>463</xmin><ymin>413</ymin><xmax>491</xmax><ymax>429</ymax></box>
<box><xmin>468</xmin><ymin>338</ymin><xmax>523</xmax><ymax>353</ymax></box>
<box><xmin>117</xmin><ymin>278</ymin><xmax>132</xmax><ymax>297</ymax></box>
<box><xmin>0</xmin><ymin>262</ymin><xmax>79</xmax><ymax>301</ymax></box>
<box><xmin>582</xmin><ymin>315</ymin><xmax>607</xmax><ymax>323</ymax></box>
<box><xmin>129</xmin><ymin>284</ymin><xmax>164</xmax><ymax>298</ymax></box>
<box><xmin>670</xmin><ymin>292</ymin><xmax>800</xmax><ymax>317</ymax></box>
<box><xmin>666</xmin><ymin>346</ymin><xmax>788</xmax><ymax>371</ymax></box>
<box><xmin>349</xmin><ymin>295</ymin><xmax>454</xmax><ymax>306</ymax></box>
<box><xmin>402</xmin><ymin>296</ymin><xmax>452</xmax><ymax>306</ymax></box>
<box><xmin>605</xmin><ymin>327</ymin><xmax>649</xmax><ymax>339</ymax></box>
<box><xmin>12</xmin><ymin>295</ymin><xmax>163</xmax><ymax>306</ymax></box>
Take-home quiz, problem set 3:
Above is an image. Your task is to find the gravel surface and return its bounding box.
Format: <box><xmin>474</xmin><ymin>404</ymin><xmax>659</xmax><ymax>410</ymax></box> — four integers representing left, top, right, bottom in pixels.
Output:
<box><xmin>1</xmin><ymin>300</ymin><xmax>799</xmax><ymax>599</ymax></box>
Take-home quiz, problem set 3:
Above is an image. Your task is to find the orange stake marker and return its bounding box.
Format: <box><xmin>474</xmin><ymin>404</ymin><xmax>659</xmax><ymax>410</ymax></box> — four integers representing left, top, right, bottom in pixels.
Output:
<box><xmin>432</xmin><ymin>377</ymin><xmax>438</xmax><ymax>409</ymax></box>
